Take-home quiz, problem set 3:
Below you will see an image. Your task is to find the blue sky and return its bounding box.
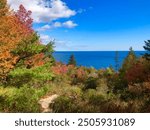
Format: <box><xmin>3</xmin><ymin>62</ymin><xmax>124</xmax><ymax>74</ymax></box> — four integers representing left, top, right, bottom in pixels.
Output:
<box><xmin>8</xmin><ymin>0</ymin><xmax>150</xmax><ymax>51</ymax></box>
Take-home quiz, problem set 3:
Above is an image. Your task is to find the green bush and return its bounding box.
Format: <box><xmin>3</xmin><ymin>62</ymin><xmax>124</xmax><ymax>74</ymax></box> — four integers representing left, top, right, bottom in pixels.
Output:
<box><xmin>84</xmin><ymin>77</ymin><xmax>98</xmax><ymax>90</ymax></box>
<box><xmin>51</xmin><ymin>86</ymin><xmax>86</xmax><ymax>113</ymax></box>
<box><xmin>51</xmin><ymin>96</ymin><xmax>76</xmax><ymax>112</ymax></box>
<box><xmin>84</xmin><ymin>89</ymin><xmax>108</xmax><ymax>106</ymax></box>
<box><xmin>0</xmin><ymin>85</ymin><xmax>49</xmax><ymax>112</ymax></box>
<box><xmin>107</xmin><ymin>74</ymin><xmax>128</xmax><ymax>94</ymax></box>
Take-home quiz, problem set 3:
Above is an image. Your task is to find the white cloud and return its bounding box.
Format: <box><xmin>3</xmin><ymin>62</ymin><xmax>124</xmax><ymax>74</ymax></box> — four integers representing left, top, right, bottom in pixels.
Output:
<box><xmin>37</xmin><ymin>24</ymin><xmax>51</xmax><ymax>31</ymax></box>
<box><xmin>7</xmin><ymin>0</ymin><xmax>76</xmax><ymax>23</ymax></box>
<box><xmin>54</xmin><ymin>40</ymin><xmax>72</xmax><ymax>51</ymax></box>
<box><xmin>62</xmin><ymin>20</ymin><xmax>78</xmax><ymax>28</ymax></box>
<box><xmin>53</xmin><ymin>22</ymin><xmax>62</xmax><ymax>28</ymax></box>
<box><xmin>54</xmin><ymin>40</ymin><xmax>88</xmax><ymax>51</ymax></box>
<box><xmin>37</xmin><ymin>20</ymin><xmax>77</xmax><ymax>31</ymax></box>
<box><xmin>40</xmin><ymin>34</ymin><xmax>53</xmax><ymax>44</ymax></box>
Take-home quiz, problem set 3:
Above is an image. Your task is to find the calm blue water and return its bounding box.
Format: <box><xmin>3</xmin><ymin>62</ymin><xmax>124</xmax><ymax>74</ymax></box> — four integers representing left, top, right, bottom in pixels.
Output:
<box><xmin>53</xmin><ymin>51</ymin><xmax>145</xmax><ymax>69</ymax></box>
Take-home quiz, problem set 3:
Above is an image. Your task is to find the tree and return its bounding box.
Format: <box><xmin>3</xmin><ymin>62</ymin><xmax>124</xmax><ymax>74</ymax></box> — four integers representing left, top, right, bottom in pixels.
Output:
<box><xmin>115</xmin><ymin>47</ymin><xmax>137</xmax><ymax>91</ymax></box>
<box><xmin>15</xmin><ymin>4</ymin><xmax>33</xmax><ymax>33</ymax></box>
<box><xmin>0</xmin><ymin>0</ymin><xmax>8</xmax><ymax>17</ymax></box>
<box><xmin>120</xmin><ymin>47</ymin><xmax>137</xmax><ymax>73</ymax></box>
<box><xmin>68</xmin><ymin>54</ymin><xmax>76</xmax><ymax>66</ymax></box>
<box><xmin>143</xmin><ymin>40</ymin><xmax>150</xmax><ymax>60</ymax></box>
<box><xmin>13</xmin><ymin>33</ymin><xmax>55</xmax><ymax>68</ymax></box>
<box><xmin>0</xmin><ymin>3</ymin><xmax>54</xmax><ymax>81</ymax></box>
<box><xmin>115</xmin><ymin>51</ymin><xmax>119</xmax><ymax>71</ymax></box>
<box><xmin>125</xmin><ymin>62</ymin><xmax>149</xmax><ymax>84</ymax></box>
<box><xmin>0</xmin><ymin>4</ymin><xmax>33</xmax><ymax>81</ymax></box>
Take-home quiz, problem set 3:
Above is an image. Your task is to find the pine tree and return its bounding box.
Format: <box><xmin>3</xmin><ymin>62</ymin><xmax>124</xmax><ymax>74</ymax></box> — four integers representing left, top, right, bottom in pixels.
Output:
<box><xmin>115</xmin><ymin>51</ymin><xmax>119</xmax><ymax>71</ymax></box>
<box><xmin>122</xmin><ymin>47</ymin><xmax>137</xmax><ymax>70</ymax></box>
<box><xmin>143</xmin><ymin>40</ymin><xmax>150</xmax><ymax>60</ymax></box>
<box><xmin>120</xmin><ymin>47</ymin><xmax>137</xmax><ymax>77</ymax></box>
<box><xmin>68</xmin><ymin>54</ymin><xmax>76</xmax><ymax>66</ymax></box>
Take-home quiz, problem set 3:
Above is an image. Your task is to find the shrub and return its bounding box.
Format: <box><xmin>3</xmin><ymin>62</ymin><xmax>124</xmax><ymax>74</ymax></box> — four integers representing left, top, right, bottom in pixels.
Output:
<box><xmin>84</xmin><ymin>77</ymin><xmax>99</xmax><ymax>90</ymax></box>
<box><xmin>104</xmin><ymin>67</ymin><xmax>115</xmax><ymax>77</ymax></box>
<box><xmin>142</xmin><ymin>97</ymin><xmax>150</xmax><ymax>112</ymax></box>
<box><xmin>0</xmin><ymin>85</ymin><xmax>49</xmax><ymax>112</ymax></box>
<box><xmin>51</xmin><ymin>63</ymin><xmax>68</xmax><ymax>75</ymax></box>
<box><xmin>71</xmin><ymin>67</ymin><xmax>88</xmax><ymax>85</ymax></box>
<box><xmin>51</xmin><ymin>87</ymin><xmax>84</xmax><ymax>113</ymax></box>
<box><xmin>84</xmin><ymin>89</ymin><xmax>113</xmax><ymax>105</ymax></box>
<box><xmin>51</xmin><ymin>96</ymin><xmax>77</xmax><ymax>113</ymax></box>
<box><xmin>107</xmin><ymin>73</ymin><xmax>128</xmax><ymax>93</ymax></box>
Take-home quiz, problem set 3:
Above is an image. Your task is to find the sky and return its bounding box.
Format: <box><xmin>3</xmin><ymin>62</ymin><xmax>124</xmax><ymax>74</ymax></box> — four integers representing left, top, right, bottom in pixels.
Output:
<box><xmin>7</xmin><ymin>0</ymin><xmax>150</xmax><ymax>51</ymax></box>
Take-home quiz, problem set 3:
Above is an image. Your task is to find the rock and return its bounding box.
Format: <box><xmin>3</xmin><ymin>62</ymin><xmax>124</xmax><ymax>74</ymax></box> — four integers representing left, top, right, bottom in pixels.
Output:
<box><xmin>38</xmin><ymin>94</ymin><xmax>59</xmax><ymax>113</ymax></box>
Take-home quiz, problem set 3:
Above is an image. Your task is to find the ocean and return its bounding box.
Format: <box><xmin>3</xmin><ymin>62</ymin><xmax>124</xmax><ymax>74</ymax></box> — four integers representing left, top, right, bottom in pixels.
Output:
<box><xmin>53</xmin><ymin>51</ymin><xmax>145</xmax><ymax>69</ymax></box>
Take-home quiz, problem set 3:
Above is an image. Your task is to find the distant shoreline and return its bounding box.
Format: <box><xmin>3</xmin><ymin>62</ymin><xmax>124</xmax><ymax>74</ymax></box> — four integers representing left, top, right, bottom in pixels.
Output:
<box><xmin>54</xmin><ymin>50</ymin><xmax>146</xmax><ymax>52</ymax></box>
<box><xmin>53</xmin><ymin>51</ymin><xmax>145</xmax><ymax>69</ymax></box>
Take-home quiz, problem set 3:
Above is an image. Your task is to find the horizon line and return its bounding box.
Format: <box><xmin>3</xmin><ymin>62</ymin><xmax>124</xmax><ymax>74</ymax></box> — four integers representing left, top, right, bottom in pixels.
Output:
<box><xmin>54</xmin><ymin>50</ymin><xmax>145</xmax><ymax>52</ymax></box>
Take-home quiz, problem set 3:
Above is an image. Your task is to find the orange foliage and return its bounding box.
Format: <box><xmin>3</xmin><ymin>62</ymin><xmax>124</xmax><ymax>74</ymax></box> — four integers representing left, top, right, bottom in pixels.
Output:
<box><xmin>24</xmin><ymin>53</ymin><xmax>47</xmax><ymax>68</ymax></box>
<box><xmin>0</xmin><ymin>0</ymin><xmax>9</xmax><ymax>17</ymax></box>
<box><xmin>0</xmin><ymin>51</ymin><xmax>19</xmax><ymax>80</ymax></box>
<box><xmin>51</xmin><ymin>63</ymin><xmax>69</xmax><ymax>75</ymax></box>
<box><xmin>0</xmin><ymin>16</ymin><xmax>31</xmax><ymax>50</ymax></box>
<box><xmin>0</xmin><ymin>4</ymin><xmax>33</xmax><ymax>80</ymax></box>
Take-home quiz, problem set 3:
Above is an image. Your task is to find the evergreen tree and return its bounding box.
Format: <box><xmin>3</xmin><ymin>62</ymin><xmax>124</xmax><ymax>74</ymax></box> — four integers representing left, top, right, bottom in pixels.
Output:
<box><xmin>68</xmin><ymin>54</ymin><xmax>76</xmax><ymax>66</ymax></box>
<box><xmin>112</xmin><ymin>47</ymin><xmax>137</xmax><ymax>92</ymax></box>
<box><xmin>115</xmin><ymin>51</ymin><xmax>119</xmax><ymax>71</ymax></box>
<box><xmin>120</xmin><ymin>47</ymin><xmax>137</xmax><ymax>78</ymax></box>
<box><xmin>121</xmin><ymin>47</ymin><xmax>137</xmax><ymax>71</ymax></box>
<box><xmin>143</xmin><ymin>40</ymin><xmax>150</xmax><ymax>60</ymax></box>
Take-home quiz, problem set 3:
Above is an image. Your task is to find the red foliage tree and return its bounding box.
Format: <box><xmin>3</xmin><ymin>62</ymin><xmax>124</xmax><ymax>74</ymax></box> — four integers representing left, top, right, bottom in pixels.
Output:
<box><xmin>15</xmin><ymin>4</ymin><xmax>33</xmax><ymax>33</ymax></box>
<box><xmin>125</xmin><ymin>62</ymin><xmax>149</xmax><ymax>85</ymax></box>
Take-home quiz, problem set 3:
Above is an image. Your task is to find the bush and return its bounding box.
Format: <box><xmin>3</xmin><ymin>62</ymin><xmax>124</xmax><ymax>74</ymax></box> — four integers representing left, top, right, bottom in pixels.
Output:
<box><xmin>84</xmin><ymin>77</ymin><xmax>99</xmax><ymax>90</ymax></box>
<box><xmin>142</xmin><ymin>97</ymin><xmax>150</xmax><ymax>112</ymax></box>
<box><xmin>107</xmin><ymin>73</ymin><xmax>128</xmax><ymax>93</ymax></box>
<box><xmin>70</xmin><ymin>67</ymin><xmax>88</xmax><ymax>85</ymax></box>
<box><xmin>51</xmin><ymin>96</ymin><xmax>77</xmax><ymax>112</ymax></box>
<box><xmin>84</xmin><ymin>89</ymin><xmax>107</xmax><ymax>102</ymax></box>
<box><xmin>0</xmin><ymin>85</ymin><xmax>49</xmax><ymax>112</ymax></box>
<box><xmin>51</xmin><ymin>87</ymin><xmax>84</xmax><ymax>113</ymax></box>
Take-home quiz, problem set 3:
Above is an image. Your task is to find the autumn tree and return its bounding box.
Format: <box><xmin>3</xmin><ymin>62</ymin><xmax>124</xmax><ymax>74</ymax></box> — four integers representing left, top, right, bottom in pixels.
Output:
<box><xmin>0</xmin><ymin>0</ymin><xmax>8</xmax><ymax>17</ymax></box>
<box><xmin>0</xmin><ymin>2</ymin><xmax>54</xmax><ymax>82</ymax></box>
<box><xmin>12</xmin><ymin>5</ymin><xmax>54</xmax><ymax>68</ymax></box>
<box><xmin>125</xmin><ymin>62</ymin><xmax>147</xmax><ymax>84</ymax></box>
<box><xmin>0</xmin><ymin>4</ymin><xmax>34</xmax><ymax>81</ymax></box>
<box><xmin>15</xmin><ymin>4</ymin><xmax>33</xmax><ymax>33</ymax></box>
